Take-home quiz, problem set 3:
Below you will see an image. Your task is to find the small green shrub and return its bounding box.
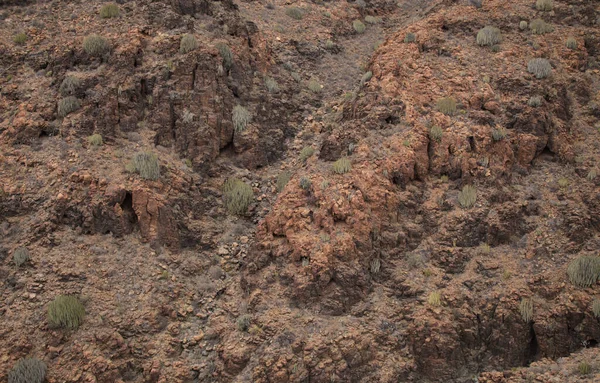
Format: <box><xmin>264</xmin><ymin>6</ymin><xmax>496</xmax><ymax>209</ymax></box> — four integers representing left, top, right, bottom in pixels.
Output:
<box><xmin>13</xmin><ymin>32</ymin><xmax>27</xmax><ymax>45</ymax></box>
<box><xmin>436</xmin><ymin>97</ymin><xmax>457</xmax><ymax>115</ymax></box>
<box><xmin>529</xmin><ymin>19</ymin><xmax>553</xmax><ymax>35</ymax></box>
<box><xmin>558</xmin><ymin>178</ymin><xmax>569</xmax><ymax>188</ymax></box>
<box><xmin>8</xmin><ymin>358</ymin><xmax>47</xmax><ymax>383</ymax></box>
<box><xmin>332</xmin><ymin>157</ymin><xmax>351</xmax><ymax>174</ymax></box>
<box><xmin>592</xmin><ymin>298</ymin><xmax>600</xmax><ymax>318</ymax></box>
<box><xmin>365</xmin><ymin>15</ymin><xmax>380</xmax><ymax>24</ymax></box>
<box><xmin>307</xmin><ymin>78</ymin><xmax>322</xmax><ymax>93</ymax></box>
<box><xmin>13</xmin><ymin>247</ymin><xmax>30</xmax><ymax>267</ymax></box>
<box><xmin>59</xmin><ymin>76</ymin><xmax>81</xmax><ymax>97</ymax></box>
<box><xmin>276</xmin><ymin>171</ymin><xmax>291</xmax><ymax>192</ymax></box>
<box><xmin>286</xmin><ymin>7</ymin><xmax>304</xmax><ymax>20</ymax></box>
<box><xmin>519</xmin><ymin>21</ymin><xmax>528</xmax><ymax>30</ymax></box>
<box><xmin>299</xmin><ymin>177</ymin><xmax>312</xmax><ymax>190</ymax></box>
<box><xmin>491</xmin><ymin>44</ymin><xmax>501</xmax><ymax>53</ymax></box>
<box><xmin>528</xmin><ymin>96</ymin><xmax>543</xmax><ymax>107</ymax></box>
<box><xmin>265</xmin><ymin>77</ymin><xmax>279</xmax><ymax>93</ymax></box>
<box><xmin>299</xmin><ymin>146</ymin><xmax>315</xmax><ymax>162</ymax></box>
<box><xmin>492</xmin><ymin>127</ymin><xmax>507</xmax><ymax>141</ymax></box>
<box><xmin>353</xmin><ymin>20</ymin><xmax>366</xmax><ymax>34</ymax></box>
<box><xmin>100</xmin><ymin>3</ymin><xmax>119</xmax><ymax>18</ymax></box>
<box><xmin>217</xmin><ymin>43</ymin><xmax>233</xmax><ymax>71</ymax></box>
<box><xmin>180</xmin><ymin>34</ymin><xmax>198</xmax><ymax>54</ymax></box>
<box><xmin>565</xmin><ymin>37</ymin><xmax>577</xmax><ymax>50</ymax></box>
<box><xmin>567</xmin><ymin>256</ymin><xmax>600</xmax><ymax>287</ymax></box>
<box><xmin>404</xmin><ymin>32</ymin><xmax>416</xmax><ymax>43</ymax></box>
<box><xmin>325</xmin><ymin>39</ymin><xmax>335</xmax><ymax>50</ymax></box>
<box><xmin>587</xmin><ymin>168</ymin><xmax>597</xmax><ymax>181</ymax></box>
<box><xmin>291</xmin><ymin>72</ymin><xmax>302</xmax><ymax>82</ymax></box>
<box><xmin>458</xmin><ymin>185</ymin><xmax>477</xmax><ymax>208</ymax></box>
<box><xmin>429</xmin><ymin>125</ymin><xmax>443</xmax><ymax>142</ymax></box>
<box><xmin>578</xmin><ymin>361</ymin><xmax>591</xmax><ymax>375</ymax></box>
<box><xmin>223</xmin><ymin>178</ymin><xmax>253</xmax><ymax>215</ymax></box>
<box><xmin>236</xmin><ymin>314</ymin><xmax>251</xmax><ymax>331</ymax></box>
<box><xmin>520</xmin><ymin>298</ymin><xmax>533</xmax><ymax>322</ymax></box>
<box><xmin>428</xmin><ymin>291</ymin><xmax>441</xmax><ymax>306</ymax></box>
<box><xmin>478</xmin><ymin>243</ymin><xmax>491</xmax><ymax>254</ymax></box>
<box><xmin>48</xmin><ymin>295</ymin><xmax>85</xmax><ymax>329</ymax></box>
<box><xmin>57</xmin><ymin>96</ymin><xmax>81</xmax><ymax>117</ymax></box>
<box><xmin>232</xmin><ymin>105</ymin><xmax>251</xmax><ymax>133</ymax></box>
<box><xmin>527</xmin><ymin>58</ymin><xmax>551</xmax><ymax>79</ymax></box>
<box><xmin>130</xmin><ymin>152</ymin><xmax>160</xmax><ymax>180</ymax></box>
<box><xmin>87</xmin><ymin>134</ymin><xmax>103</xmax><ymax>147</ymax></box>
<box><xmin>476</xmin><ymin>26</ymin><xmax>502</xmax><ymax>46</ymax></box>
<box><xmin>370</xmin><ymin>258</ymin><xmax>381</xmax><ymax>273</ymax></box>
<box><xmin>83</xmin><ymin>34</ymin><xmax>109</xmax><ymax>56</ymax></box>
<box><xmin>360</xmin><ymin>71</ymin><xmax>372</xmax><ymax>85</ymax></box>
<box><xmin>535</xmin><ymin>0</ymin><xmax>553</xmax><ymax>11</ymax></box>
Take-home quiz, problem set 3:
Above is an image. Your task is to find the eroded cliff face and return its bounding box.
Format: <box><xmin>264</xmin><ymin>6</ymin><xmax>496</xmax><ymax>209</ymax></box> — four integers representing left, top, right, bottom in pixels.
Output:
<box><xmin>1</xmin><ymin>0</ymin><xmax>600</xmax><ymax>381</ymax></box>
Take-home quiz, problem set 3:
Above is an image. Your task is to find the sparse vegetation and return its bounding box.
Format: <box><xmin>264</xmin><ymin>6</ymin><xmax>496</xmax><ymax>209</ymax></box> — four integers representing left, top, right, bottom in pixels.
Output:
<box><xmin>370</xmin><ymin>258</ymin><xmax>381</xmax><ymax>273</ymax></box>
<box><xmin>458</xmin><ymin>185</ymin><xmax>477</xmax><ymax>208</ymax></box>
<box><xmin>13</xmin><ymin>247</ymin><xmax>30</xmax><ymax>267</ymax></box>
<box><xmin>217</xmin><ymin>43</ymin><xmax>233</xmax><ymax>71</ymax></box>
<box><xmin>299</xmin><ymin>177</ymin><xmax>312</xmax><ymax>190</ymax></box>
<box><xmin>57</xmin><ymin>96</ymin><xmax>81</xmax><ymax>117</ymax></box>
<box><xmin>429</xmin><ymin>125</ymin><xmax>443</xmax><ymax>142</ymax></box>
<box><xmin>83</xmin><ymin>34</ymin><xmax>109</xmax><ymax>56</ymax></box>
<box><xmin>265</xmin><ymin>77</ymin><xmax>279</xmax><ymax>93</ymax></box>
<box><xmin>232</xmin><ymin>105</ymin><xmax>251</xmax><ymax>133</ymax></box>
<box><xmin>87</xmin><ymin>134</ymin><xmax>103</xmax><ymax>147</ymax></box>
<box><xmin>535</xmin><ymin>0</ymin><xmax>553</xmax><ymax>11</ymax></box>
<box><xmin>129</xmin><ymin>152</ymin><xmax>160</xmax><ymax>180</ymax></box>
<box><xmin>299</xmin><ymin>146</ymin><xmax>315</xmax><ymax>162</ymax></box>
<box><xmin>476</xmin><ymin>26</ymin><xmax>502</xmax><ymax>47</ymax></box>
<box><xmin>285</xmin><ymin>7</ymin><xmax>304</xmax><ymax>20</ymax></box>
<box><xmin>332</xmin><ymin>157</ymin><xmax>352</xmax><ymax>174</ymax></box>
<box><xmin>527</xmin><ymin>58</ymin><xmax>551</xmax><ymax>79</ymax></box>
<box><xmin>428</xmin><ymin>291</ymin><xmax>441</xmax><ymax>306</ymax></box>
<box><xmin>436</xmin><ymin>97</ymin><xmax>457</xmax><ymax>115</ymax></box>
<box><xmin>567</xmin><ymin>256</ymin><xmax>600</xmax><ymax>287</ymax></box>
<box><xmin>307</xmin><ymin>78</ymin><xmax>322</xmax><ymax>93</ymax></box>
<box><xmin>13</xmin><ymin>32</ymin><xmax>27</xmax><ymax>45</ymax></box>
<box><xmin>520</xmin><ymin>298</ymin><xmax>533</xmax><ymax>322</ymax></box>
<box><xmin>180</xmin><ymin>34</ymin><xmax>198</xmax><ymax>54</ymax></box>
<box><xmin>592</xmin><ymin>298</ymin><xmax>600</xmax><ymax>318</ymax></box>
<box><xmin>565</xmin><ymin>37</ymin><xmax>577</xmax><ymax>50</ymax></box>
<box><xmin>492</xmin><ymin>127</ymin><xmax>507</xmax><ymax>141</ymax></box>
<box><xmin>558</xmin><ymin>177</ymin><xmax>569</xmax><ymax>188</ymax></box>
<box><xmin>528</xmin><ymin>96</ymin><xmax>543</xmax><ymax>107</ymax></box>
<box><xmin>478</xmin><ymin>243</ymin><xmax>491</xmax><ymax>254</ymax></box>
<box><xmin>519</xmin><ymin>21</ymin><xmax>528</xmax><ymax>30</ymax></box>
<box><xmin>365</xmin><ymin>15</ymin><xmax>380</xmax><ymax>24</ymax></box>
<box><xmin>587</xmin><ymin>168</ymin><xmax>597</xmax><ymax>181</ymax></box>
<box><xmin>276</xmin><ymin>172</ymin><xmax>291</xmax><ymax>192</ymax></box>
<box><xmin>360</xmin><ymin>71</ymin><xmax>372</xmax><ymax>86</ymax></box>
<box><xmin>8</xmin><ymin>358</ymin><xmax>47</xmax><ymax>383</ymax></box>
<box><xmin>48</xmin><ymin>295</ymin><xmax>85</xmax><ymax>329</ymax></box>
<box><xmin>223</xmin><ymin>178</ymin><xmax>253</xmax><ymax>215</ymax></box>
<box><xmin>529</xmin><ymin>19</ymin><xmax>553</xmax><ymax>35</ymax></box>
<box><xmin>325</xmin><ymin>39</ymin><xmax>335</xmax><ymax>50</ymax></box>
<box><xmin>578</xmin><ymin>361</ymin><xmax>591</xmax><ymax>375</ymax></box>
<box><xmin>404</xmin><ymin>32</ymin><xmax>416</xmax><ymax>43</ymax></box>
<box><xmin>99</xmin><ymin>3</ymin><xmax>119</xmax><ymax>18</ymax></box>
<box><xmin>236</xmin><ymin>314</ymin><xmax>251</xmax><ymax>331</ymax></box>
<box><xmin>353</xmin><ymin>20</ymin><xmax>366</xmax><ymax>34</ymax></box>
<box><xmin>59</xmin><ymin>76</ymin><xmax>81</xmax><ymax>97</ymax></box>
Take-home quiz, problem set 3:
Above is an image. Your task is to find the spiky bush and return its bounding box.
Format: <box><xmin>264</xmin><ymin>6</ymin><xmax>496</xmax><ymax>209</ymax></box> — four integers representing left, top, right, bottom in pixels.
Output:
<box><xmin>223</xmin><ymin>178</ymin><xmax>253</xmax><ymax>215</ymax></box>
<box><xmin>13</xmin><ymin>247</ymin><xmax>30</xmax><ymax>267</ymax></box>
<box><xmin>565</xmin><ymin>37</ymin><xmax>577</xmax><ymax>50</ymax></box>
<box><xmin>130</xmin><ymin>152</ymin><xmax>160</xmax><ymax>180</ymax></box>
<box><xmin>232</xmin><ymin>105</ymin><xmax>251</xmax><ymax>133</ymax></box>
<box><xmin>8</xmin><ymin>358</ymin><xmax>47</xmax><ymax>383</ymax></box>
<box><xmin>217</xmin><ymin>43</ymin><xmax>233</xmax><ymax>71</ymax></box>
<box><xmin>59</xmin><ymin>76</ymin><xmax>81</xmax><ymax>97</ymax></box>
<box><xmin>13</xmin><ymin>32</ymin><xmax>27</xmax><ymax>45</ymax></box>
<box><xmin>429</xmin><ymin>126</ymin><xmax>443</xmax><ymax>142</ymax></box>
<box><xmin>458</xmin><ymin>185</ymin><xmax>477</xmax><ymax>208</ymax></box>
<box><xmin>592</xmin><ymin>298</ymin><xmax>600</xmax><ymax>318</ymax></box>
<box><xmin>87</xmin><ymin>134</ymin><xmax>103</xmax><ymax>147</ymax></box>
<box><xmin>332</xmin><ymin>157</ymin><xmax>351</xmax><ymax>174</ymax></box>
<box><xmin>180</xmin><ymin>34</ymin><xmax>198</xmax><ymax>54</ymax></box>
<box><xmin>519</xmin><ymin>21</ymin><xmax>528</xmax><ymax>30</ymax></box>
<box><xmin>370</xmin><ymin>258</ymin><xmax>381</xmax><ymax>273</ymax></box>
<box><xmin>535</xmin><ymin>0</ymin><xmax>553</xmax><ymax>11</ymax></box>
<box><xmin>578</xmin><ymin>362</ymin><xmax>591</xmax><ymax>375</ymax></box>
<box><xmin>276</xmin><ymin>172</ymin><xmax>291</xmax><ymax>192</ymax></box>
<box><xmin>299</xmin><ymin>177</ymin><xmax>312</xmax><ymax>191</ymax></box>
<box><xmin>527</xmin><ymin>58</ymin><xmax>551</xmax><ymax>79</ymax></box>
<box><xmin>428</xmin><ymin>291</ymin><xmax>441</xmax><ymax>306</ymax></box>
<box><xmin>529</xmin><ymin>19</ymin><xmax>553</xmax><ymax>35</ymax></box>
<box><xmin>99</xmin><ymin>3</ymin><xmax>119</xmax><ymax>18</ymax></box>
<box><xmin>520</xmin><ymin>298</ymin><xmax>533</xmax><ymax>322</ymax></box>
<box><xmin>492</xmin><ymin>127</ymin><xmax>507</xmax><ymax>141</ymax></box>
<box><xmin>436</xmin><ymin>97</ymin><xmax>457</xmax><ymax>115</ymax></box>
<box><xmin>567</xmin><ymin>256</ymin><xmax>600</xmax><ymax>287</ymax></box>
<box><xmin>307</xmin><ymin>78</ymin><xmax>322</xmax><ymax>93</ymax></box>
<box><xmin>404</xmin><ymin>32</ymin><xmax>416</xmax><ymax>43</ymax></box>
<box><xmin>48</xmin><ymin>295</ymin><xmax>85</xmax><ymax>329</ymax></box>
<box><xmin>476</xmin><ymin>26</ymin><xmax>502</xmax><ymax>46</ymax></box>
<box><xmin>299</xmin><ymin>146</ymin><xmax>315</xmax><ymax>162</ymax></box>
<box><xmin>528</xmin><ymin>96</ymin><xmax>543</xmax><ymax>107</ymax></box>
<box><xmin>57</xmin><ymin>96</ymin><xmax>81</xmax><ymax>117</ymax></box>
<box><xmin>353</xmin><ymin>20</ymin><xmax>366</xmax><ymax>34</ymax></box>
<box><xmin>237</xmin><ymin>314</ymin><xmax>251</xmax><ymax>331</ymax></box>
<box><xmin>587</xmin><ymin>168</ymin><xmax>597</xmax><ymax>181</ymax></box>
<box><xmin>325</xmin><ymin>39</ymin><xmax>335</xmax><ymax>50</ymax></box>
<box><xmin>285</xmin><ymin>7</ymin><xmax>303</xmax><ymax>20</ymax></box>
<box><xmin>83</xmin><ymin>34</ymin><xmax>109</xmax><ymax>56</ymax></box>
<box><xmin>265</xmin><ymin>77</ymin><xmax>279</xmax><ymax>93</ymax></box>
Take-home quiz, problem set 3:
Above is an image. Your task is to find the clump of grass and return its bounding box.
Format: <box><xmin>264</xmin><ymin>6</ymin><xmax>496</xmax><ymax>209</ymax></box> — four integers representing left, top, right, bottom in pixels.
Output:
<box><xmin>180</xmin><ymin>34</ymin><xmax>198</xmax><ymax>54</ymax></box>
<box><xmin>567</xmin><ymin>256</ymin><xmax>600</xmax><ymax>287</ymax></box>
<box><xmin>59</xmin><ymin>76</ymin><xmax>81</xmax><ymax>97</ymax></box>
<box><xmin>332</xmin><ymin>157</ymin><xmax>351</xmax><ymax>174</ymax></box>
<box><xmin>458</xmin><ymin>185</ymin><xmax>477</xmax><ymax>208</ymax></box>
<box><xmin>299</xmin><ymin>146</ymin><xmax>315</xmax><ymax>162</ymax></box>
<box><xmin>429</xmin><ymin>126</ymin><xmax>443</xmax><ymax>142</ymax></box>
<box><xmin>436</xmin><ymin>97</ymin><xmax>457</xmax><ymax>115</ymax></box>
<box><xmin>129</xmin><ymin>152</ymin><xmax>160</xmax><ymax>180</ymax></box>
<box><xmin>217</xmin><ymin>43</ymin><xmax>233</xmax><ymax>71</ymax></box>
<box><xmin>285</xmin><ymin>7</ymin><xmax>304</xmax><ymax>20</ymax></box>
<box><xmin>83</xmin><ymin>34</ymin><xmax>109</xmax><ymax>56</ymax></box>
<box><xmin>57</xmin><ymin>96</ymin><xmax>81</xmax><ymax>117</ymax></box>
<box><xmin>536</xmin><ymin>0</ymin><xmax>553</xmax><ymax>11</ymax></box>
<box><xmin>578</xmin><ymin>361</ymin><xmax>591</xmax><ymax>375</ymax></box>
<box><xmin>428</xmin><ymin>291</ymin><xmax>441</xmax><ymax>306</ymax></box>
<box><xmin>13</xmin><ymin>32</ymin><xmax>27</xmax><ymax>45</ymax></box>
<box><xmin>307</xmin><ymin>78</ymin><xmax>322</xmax><ymax>93</ymax></box>
<box><xmin>478</xmin><ymin>243</ymin><xmax>491</xmax><ymax>254</ymax></box>
<box><xmin>276</xmin><ymin>171</ymin><xmax>291</xmax><ymax>192</ymax></box>
<box><xmin>591</xmin><ymin>298</ymin><xmax>600</xmax><ymax>318</ymax></box>
<box><xmin>530</xmin><ymin>19</ymin><xmax>553</xmax><ymax>35</ymax></box>
<box><xmin>565</xmin><ymin>37</ymin><xmax>577</xmax><ymax>50</ymax></box>
<box><xmin>528</xmin><ymin>96</ymin><xmax>543</xmax><ymax>107</ymax></box>
<box><xmin>353</xmin><ymin>20</ymin><xmax>366</xmax><ymax>34</ymax></box>
<box><xmin>232</xmin><ymin>105</ymin><xmax>251</xmax><ymax>133</ymax></box>
<box><xmin>558</xmin><ymin>177</ymin><xmax>569</xmax><ymax>188</ymax></box>
<box><xmin>87</xmin><ymin>134</ymin><xmax>103</xmax><ymax>147</ymax></box>
<box><xmin>360</xmin><ymin>71</ymin><xmax>372</xmax><ymax>86</ymax></box>
<box><xmin>13</xmin><ymin>247</ymin><xmax>30</xmax><ymax>267</ymax></box>
<box><xmin>519</xmin><ymin>21</ymin><xmax>528</xmax><ymax>30</ymax></box>
<box><xmin>299</xmin><ymin>177</ymin><xmax>312</xmax><ymax>190</ymax></box>
<box><xmin>236</xmin><ymin>314</ymin><xmax>251</xmax><ymax>331</ymax></box>
<box><xmin>527</xmin><ymin>58</ymin><xmax>551</xmax><ymax>79</ymax></box>
<box><xmin>325</xmin><ymin>39</ymin><xmax>335</xmax><ymax>50</ymax></box>
<box><xmin>519</xmin><ymin>298</ymin><xmax>533</xmax><ymax>322</ymax></box>
<box><xmin>223</xmin><ymin>178</ymin><xmax>254</xmax><ymax>215</ymax></box>
<box><xmin>100</xmin><ymin>3</ymin><xmax>119</xmax><ymax>18</ymax></box>
<box><xmin>476</xmin><ymin>26</ymin><xmax>502</xmax><ymax>46</ymax></box>
<box><xmin>370</xmin><ymin>258</ymin><xmax>381</xmax><ymax>273</ymax></box>
<box><xmin>265</xmin><ymin>77</ymin><xmax>279</xmax><ymax>93</ymax></box>
<box><xmin>491</xmin><ymin>44</ymin><xmax>501</xmax><ymax>53</ymax></box>
<box><xmin>587</xmin><ymin>168</ymin><xmax>597</xmax><ymax>181</ymax></box>
<box><xmin>404</xmin><ymin>32</ymin><xmax>416</xmax><ymax>43</ymax></box>
<box><xmin>48</xmin><ymin>295</ymin><xmax>85</xmax><ymax>329</ymax></box>
<box><xmin>492</xmin><ymin>127</ymin><xmax>507</xmax><ymax>141</ymax></box>
<box><xmin>8</xmin><ymin>358</ymin><xmax>47</xmax><ymax>383</ymax></box>
<box><xmin>291</xmin><ymin>72</ymin><xmax>302</xmax><ymax>82</ymax></box>
<box><xmin>365</xmin><ymin>15</ymin><xmax>380</xmax><ymax>24</ymax></box>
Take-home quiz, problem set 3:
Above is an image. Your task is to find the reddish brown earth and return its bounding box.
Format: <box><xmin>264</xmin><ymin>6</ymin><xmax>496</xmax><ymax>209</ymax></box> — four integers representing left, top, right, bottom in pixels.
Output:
<box><xmin>1</xmin><ymin>0</ymin><xmax>600</xmax><ymax>382</ymax></box>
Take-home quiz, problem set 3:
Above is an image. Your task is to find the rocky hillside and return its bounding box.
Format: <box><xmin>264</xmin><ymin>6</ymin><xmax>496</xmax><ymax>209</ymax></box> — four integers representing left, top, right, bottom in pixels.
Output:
<box><xmin>1</xmin><ymin>0</ymin><xmax>599</xmax><ymax>382</ymax></box>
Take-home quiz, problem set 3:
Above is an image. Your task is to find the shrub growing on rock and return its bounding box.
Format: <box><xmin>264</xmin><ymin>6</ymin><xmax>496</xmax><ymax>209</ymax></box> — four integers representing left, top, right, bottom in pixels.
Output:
<box><xmin>527</xmin><ymin>58</ymin><xmax>551</xmax><ymax>79</ymax></box>
<box><xmin>180</xmin><ymin>34</ymin><xmax>198</xmax><ymax>54</ymax></box>
<box><xmin>59</xmin><ymin>76</ymin><xmax>81</xmax><ymax>97</ymax></box>
<box><xmin>353</xmin><ymin>20</ymin><xmax>366</xmax><ymax>34</ymax></box>
<box><xmin>232</xmin><ymin>105</ymin><xmax>251</xmax><ymax>133</ymax></box>
<box><xmin>307</xmin><ymin>78</ymin><xmax>322</xmax><ymax>93</ymax></box>
<box><xmin>365</xmin><ymin>15</ymin><xmax>380</xmax><ymax>24</ymax></box>
<box><xmin>48</xmin><ymin>295</ymin><xmax>85</xmax><ymax>329</ymax></box>
<box><xmin>578</xmin><ymin>361</ymin><xmax>591</xmax><ymax>375</ymax></box>
<box><xmin>565</xmin><ymin>37</ymin><xmax>577</xmax><ymax>50</ymax></box>
<box><xmin>436</xmin><ymin>97</ymin><xmax>457</xmax><ymax>115</ymax></box>
<box><xmin>285</xmin><ymin>7</ymin><xmax>303</xmax><ymax>20</ymax></box>
<box><xmin>458</xmin><ymin>185</ymin><xmax>477</xmax><ymax>208</ymax></box>
<box><xmin>492</xmin><ymin>127</ymin><xmax>507</xmax><ymax>141</ymax></box>
<box><xmin>404</xmin><ymin>32</ymin><xmax>416</xmax><ymax>43</ymax></box>
<box><xmin>529</xmin><ymin>19</ymin><xmax>553</xmax><ymax>35</ymax></box>
<box><xmin>217</xmin><ymin>43</ymin><xmax>233</xmax><ymax>71</ymax></box>
<box><xmin>370</xmin><ymin>258</ymin><xmax>381</xmax><ymax>273</ymax></box>
<box><xmin>332</xmin><ymin>157</ymin><xmax>351</xmax><ymax>174</ymax></box>
<box><xmin>428</xmin><ymin>291</ymin><xmax>441</xmax><ymax>306</ymax></box>
<box><xmin>8</xmin><ymin>358</ymin><xmax>46</xmax><ymax>383</ymax></box>
<box><xmin>237</xmin><ymin>314</ymin><xmax>251</xmax><ymax>331</ymax></box>
<box><xmin>299</xmin><ymin>146</ymin><xmax>315</xmax><ymax>162</ymax></box>
<box><xmin>223</xmin><ymin>178</ymin><xmax>253</xmax><ymax>215</ymax></box>
<box><xmin>429</xmin><ymin>125</ymin><xmax>443</xmax><ymax>142</ymax></box>
<box><xmin>567</xmin><ymin>256</ymin><xmax>600</xmax><ymax>287</ymax></box>
<box><xmin>276</xmin><ymin>171</ymin><xmax>291</xmax><ymax>192</ymax></box>
<box><xmin>13</xmin><ymin>247</ymin><xmax>30</xmax><ymax>267</ymax></box>
<box><xmin>57</xmin><ymin>96</ymin><xmax>81</xmax><ymax>117</ymax></box>
<box><xmin>129</xmin><ymin>152</ymin><xmax>160</xmax><ymax>180</ymax></box>
<box><xmin>535</xmin><ymin>0</ymin><xmax>553</xmax><ymax>11</ymax></box>
<box><xmin>476</xmin><ymin>26</ymin><xmax>502</xmax><ymax>46</ymax></box>
<box><xmin>519</xmin><ymin>298</ymin><xmax>533</xmax><ymax>322</ymax></box>
<box><xmin>519</xmin><ymin>21</ymin><xmax>528</xmax><ymax>30</ymax></box>
<box><xmin>265</xmin><ymin>77</ymin><xmax>279</xmax><ymax>93</ymax></box>
<box><xmin>13</xmin><ymin>32</ymin><xmax>27</xmax><ymax>45</ymax></box>
<box><xmin>99</xmin><ymin>3</ymin><xmax>119</xmax><ymax>18</ymax></box>
<box><xmin>528</xmin><ymin>96</ymin><xmax>543</xmax><ymax>107</ymax></box>
<box><xmin>87</xmin><ymin>134</ymin><xmax>103</xmax><ymax>147</ymax></box>
<box><xmin>83</xmin><ymin>34</ymin><xmax>109</xmax><ymax>56</ymax></box>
